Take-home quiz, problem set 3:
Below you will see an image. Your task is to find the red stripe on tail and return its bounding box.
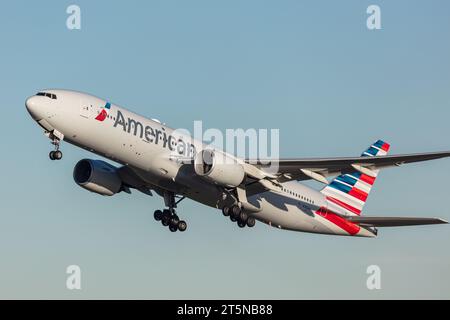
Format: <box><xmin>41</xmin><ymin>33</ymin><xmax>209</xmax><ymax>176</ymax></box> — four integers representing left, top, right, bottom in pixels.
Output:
<box><xmin>359</xmin><ymin>174</ymin><xmax>376</xmax><ymax>185</ymax></box>
<box><xmin>317</xmin><ymin>208</ymin><xmax>360</xmax><ymax>235</ymax></box>
<box><xmin>326</xmin><ymin>196</ymin><xmax>362</xmax><ymax>215</ymax></box>
<box><xmin>349</xmin><ymin>187</ymin><xmax>368</xmax><ymax>202</ymax></box>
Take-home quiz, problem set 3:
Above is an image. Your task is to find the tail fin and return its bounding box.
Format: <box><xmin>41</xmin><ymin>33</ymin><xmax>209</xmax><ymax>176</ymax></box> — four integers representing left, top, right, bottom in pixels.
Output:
<box><xmin>320</xmin><ymin>140</ymin><xmax>390</xmax><ymax>216</ymax></box>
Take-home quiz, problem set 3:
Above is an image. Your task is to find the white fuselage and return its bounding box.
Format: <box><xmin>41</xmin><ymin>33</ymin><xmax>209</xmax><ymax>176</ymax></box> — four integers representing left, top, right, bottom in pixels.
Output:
<box><xmin>25</xmin><ymin>89</ymin><xmax>375</xmax><ymax>237</ymax></box>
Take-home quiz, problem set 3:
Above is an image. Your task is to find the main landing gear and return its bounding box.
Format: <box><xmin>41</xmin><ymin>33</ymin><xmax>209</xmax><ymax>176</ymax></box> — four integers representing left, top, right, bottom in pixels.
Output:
<box><xmin>222</xmin><ymin>205</ymin><xmax>256</xmax><ymax>229</ymax></box>
<box><xmin>154</xmin><ymin>209</ymin><xmax>187</xmax><ymax>232</ymax></box>
<box><xmin>153</xmin><ymin>191</ymin><xmax>187</xmax><ymax>232</ymax></box>
<box><xmin>49</xmin><ymin>136</ymin><xmax>63</xmax><ymax>161</ymax></box>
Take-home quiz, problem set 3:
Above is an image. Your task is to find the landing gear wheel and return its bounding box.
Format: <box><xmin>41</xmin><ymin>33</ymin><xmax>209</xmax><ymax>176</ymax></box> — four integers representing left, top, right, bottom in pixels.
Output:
<box><xmin>161</xmin><ymin>210</ymin><xmax>171</xmax><ymax>226</ymax></box>
<box><xmin>239</xmin><ymin>211</ymin><xmax>248</xmax><ymax>222</ymax></box>
<box><xmin>53</xmin><ymin>150</ymin><xmax>63</xmax><ymax>160</ymax></box>
<box><xmin>169</xmin><ymin>225</ymin><xmax>178</xmax><ymax>232</ymax></box>
<box><xmin>230</xmin><ymin>215</ymin><xmax>237</xmax><ymax>222</ymax></box>
<box><xmin>177</xmin><ymin>221</ymin><xmax>187</xmax><ymax>232</ymax></box>
<box><xmin>154</xmin><ymin>210</ymin><xmax>163</xmax><ymax>221</ymax></box>
<box><xmin>49</xmin><ymin>150</ymin><xmax>62</xmax><ymax>160</ymax></box>
<box><xmin>162</xmin><ymin>217</ymin><xmax>170</xmax><ymax>226</ymax></box>
<box><xmin>222</xmin><ymin>206</ymin><xmax>230</xmax><ymax>217</ymax></box>
<box><xmin>170</xmin><ymin>215</ymin><xmax>180</xmax><ymax>227</ymax></box>
<box><xmin>230</xmin><ymin>205</ymin><xmax>241</xmax><ymax>219</ymax></box>
<box><xmin>246</xmin><ymin>217</ymin><xmax>256</xmax><ymax>228</ymax></box>
<box><xmin>237</xmin><ymin>220</ymin><xmax>246</xmax><ymax>228</ymax></box>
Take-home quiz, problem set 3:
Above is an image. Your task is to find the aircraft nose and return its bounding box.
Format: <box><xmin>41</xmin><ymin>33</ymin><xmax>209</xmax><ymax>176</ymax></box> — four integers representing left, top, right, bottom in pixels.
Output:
<box><xmin>25</xmin><ymin>96</ymin><xmax>43</xmax><ymax>120</ymax></box>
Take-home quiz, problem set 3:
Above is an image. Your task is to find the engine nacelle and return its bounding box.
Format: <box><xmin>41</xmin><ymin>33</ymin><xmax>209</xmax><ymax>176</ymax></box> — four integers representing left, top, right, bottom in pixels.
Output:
<box><xmin>194</xmin><ymin>149</ymin><xmax>245</xmax><ymax>188</ymax></box>
<box><xmin>73</xmin><ymin>159</ymin><xmax>122</xmax><ymax>196</ymax></box>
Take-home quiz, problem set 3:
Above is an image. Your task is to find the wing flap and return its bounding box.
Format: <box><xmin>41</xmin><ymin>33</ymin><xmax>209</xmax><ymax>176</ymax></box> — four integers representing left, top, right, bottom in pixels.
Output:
<box><xmin>345</xmin><ymin>216</ymin><xmax>448</xmax><ymax>227</ymax></box>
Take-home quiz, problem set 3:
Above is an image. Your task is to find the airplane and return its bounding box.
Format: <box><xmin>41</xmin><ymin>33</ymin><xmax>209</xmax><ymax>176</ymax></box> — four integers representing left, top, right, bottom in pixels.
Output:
<box><xmin>25</xmin><ymin>89</ymin><xmax>449</xmax><ymax>237</ymax></box>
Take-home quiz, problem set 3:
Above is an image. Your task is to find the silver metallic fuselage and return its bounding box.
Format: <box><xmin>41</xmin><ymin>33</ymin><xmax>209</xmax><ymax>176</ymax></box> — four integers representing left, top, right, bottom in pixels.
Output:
<box><xmin>25</xmin><ymin>89</ymin><xmax>375</xmax><ymax>237</ymax></box>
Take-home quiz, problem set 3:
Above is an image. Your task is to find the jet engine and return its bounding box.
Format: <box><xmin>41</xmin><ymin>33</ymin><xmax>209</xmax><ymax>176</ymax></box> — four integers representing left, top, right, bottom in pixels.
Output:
<box><xmin>73</xmin><ymin>159</ymin><xmax>122</xmax><ymax>196</ymax></box>
<box><xmin>194</xmin><ymin>149</ymin><xmax>245</xmax><ymax>188</ymax></box>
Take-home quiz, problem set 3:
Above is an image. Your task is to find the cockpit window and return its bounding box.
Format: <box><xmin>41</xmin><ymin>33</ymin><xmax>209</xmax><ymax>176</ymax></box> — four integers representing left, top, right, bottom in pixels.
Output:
<box><xmin>36</xmin><ymin>92</ymin><xmax>57</xmax><ymax>100</ymax></box>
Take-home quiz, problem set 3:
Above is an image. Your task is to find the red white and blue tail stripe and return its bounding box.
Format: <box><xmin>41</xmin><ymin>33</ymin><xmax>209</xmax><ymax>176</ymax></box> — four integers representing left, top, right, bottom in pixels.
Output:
<box><xmin>320</xmin><ymin>140</ymin><xmax>390</xmax><ymax>216</ymax></box>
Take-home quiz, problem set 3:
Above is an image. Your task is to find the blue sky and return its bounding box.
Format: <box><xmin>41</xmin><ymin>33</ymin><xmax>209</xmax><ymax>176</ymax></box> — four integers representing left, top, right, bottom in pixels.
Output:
<box><xmin>1</xmin><ymin>0</ymin><xmax>450</xmax><ymax>299</ymax></box>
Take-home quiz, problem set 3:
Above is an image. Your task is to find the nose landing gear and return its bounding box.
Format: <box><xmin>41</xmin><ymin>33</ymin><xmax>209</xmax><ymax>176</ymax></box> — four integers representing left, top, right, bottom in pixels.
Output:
<box><xmin>48</xmin><ymin>132</ymin><xmax>63</xmax><ymax>161</ymax></box>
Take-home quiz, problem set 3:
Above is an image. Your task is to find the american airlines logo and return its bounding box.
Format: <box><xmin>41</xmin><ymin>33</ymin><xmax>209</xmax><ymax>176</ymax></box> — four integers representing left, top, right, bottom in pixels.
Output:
<box><xmin>95</xmin><ymin>102</ymin><xmax>111</xmax><ymax>122</ymax></box>
<box><xmin>109</xmin><ymin>107</ymin><xmax>280</xmax><ymax>168</ymax></box>
<box><xmin>113</xmin><ymin>110</ymin><xmax>196</xmax><ymax>157</ymax></box>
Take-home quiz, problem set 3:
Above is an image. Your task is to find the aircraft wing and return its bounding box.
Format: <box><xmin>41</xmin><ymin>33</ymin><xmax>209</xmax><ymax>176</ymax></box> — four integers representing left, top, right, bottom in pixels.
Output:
<box><xmin>250</xmin><ymin>151</ymin><xmax>450</xmax><ymax>183</ymax></box>
<box><xmin>345</xmin><ymin>216</ymin><xmax>448</xmax><ymax>227</ymax></box>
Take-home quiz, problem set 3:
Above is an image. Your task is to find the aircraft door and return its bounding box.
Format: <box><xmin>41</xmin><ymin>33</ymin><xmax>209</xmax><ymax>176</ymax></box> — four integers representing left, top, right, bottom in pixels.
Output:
<box><xmin>80</xmin><ymin>99</ymin><xmax>92</xmax><ymax>119</ymax></box>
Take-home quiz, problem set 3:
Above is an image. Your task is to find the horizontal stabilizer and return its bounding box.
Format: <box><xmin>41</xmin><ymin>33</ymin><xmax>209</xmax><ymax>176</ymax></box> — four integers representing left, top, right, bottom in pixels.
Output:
<box><xmin>345</xmin><ymin>216</ymin><xmax>448</xmax><ymax>227</ymax></box>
